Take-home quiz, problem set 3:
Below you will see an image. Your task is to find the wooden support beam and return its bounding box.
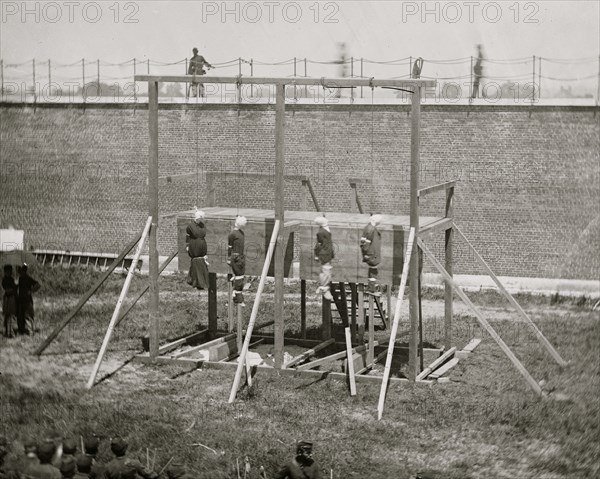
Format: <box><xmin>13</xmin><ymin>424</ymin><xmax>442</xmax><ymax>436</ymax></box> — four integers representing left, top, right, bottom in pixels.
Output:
<box><xmin>284</xmin><ymin>338</ymin><xmax>335</xmax><ymax>368</ymax></box>
<box><xmin>350</xmin><ymin>283</ymin><xmax>357</xmax><ymax>343</ymax></box>
<box><xmin>445</xmin><ymin>185</ymin><xmax>454</xmax><ymax>350</ymax></box>
<box><xmin>322</xmin><ymin>296</ymin><xmax>332</xmax><ymax>340</ymax></box>
<box><xmin>374</xmin><ymin>296</ymin><xmax>388</xmax><ymax>330</ymax></box>
<box><xmin>228</xmin><ymin>220</ymin><xmax>281</xmax><ymax>403</ymax></box>
<box><xmin>115</xmin><ymin>251</ymin><xmax>177</xmax><ymax>328</ymax></box>
<box><xmin>331</xmin><ymin>283</ymin><xmax>349</xmax><ymax>326</ymax></box>
<box><xmin>170</xmin><ymin>333</ymin><xmax>236</xmax><ymax>359</ymax></box>
<box><xmin>208</xmin><ymin>273</ymin><xmax>218</xmax><ymax>336</ymax></box>
<box><xmin>236</xmin><ymin>304</ymin><xmax>243</xmax><ymax>354</ymax></box>
<box><xmin>202</xmin><ymin>359</ymin><xmax>434</xmax><ymax>386</ymax></box>
<box><xmin>158</xmin><ymin>329</ymin><xmax>209</xmax><ymax>355</ymax></box>
<box><xmin>377</xmin><ymin>227</ymin><xmax>415</xmax><ymax>420</ymax></box>
<box><xmin>416</xmin><ymin>347</ymin><xmax>456</xmax><ymax>380</ymax></box>
<box><xmin>417</xmin><ymin>180</ymin><xmax>457</xmax><ymax>198</ymax></box>
<box><xmin>34</xmin><ymin>231</ymin><xmax>142</xmax><ymax>356</ymax></box>
<box><xmin>134</xmin><ymin>74</ymin><xmax>436</xmax><ymax>89</ymax></box>
<box><xmin>296</xmin><ymin>341</ymin><xmax>380</xmax><ymax>371</ymax></box>
<box><xmin>408</xmin><ymin>85</ymin><xmax>421</xmax><ymax>383</ymax></box>
<box><xmin>349</xmin><ymin>182</ymin><xmax>364</xmax><ymax>214</ymax></box>
<box><xmin>455</xmin><ymin>338</ymin><xmax>482</xmax><ymax>360</ymax></box>
<box><xmin>418</xmin><ymin>238</ymin><xmax>544</xmax><ymax>396</ymax></box>
<box><xmin>454</xmin><ymin>225</ymin><xmax>567</xmax><ymax>367</ymax></box>
<box><xmin>87</xmin><ymin>216</ymin><xmax>152</xmax><ymax>389</ymax></box>
<box><xmin>302</xmin><ymin>179</ymin><xmax>320</xmax><ymax>212</ymax></box>
<box><xmin>355</xmin><ymin>348</ymin><xmax>388</xmax><ymax>375</ymax></box>
<box><xmin>148</xmin><ymin>80</ymin><xmax>160</xmax><ymax>360</ymax></box>
<box><xmin>430</xmin><ymin>357</ymin><xmax>460</xmax><ymax>380</ymax></box>
<box><xmin>357</xmin><ymin>284</ymin><xmax>365</xmax><ymax>343</ymax></box>
<box><xmin>300</xmin><ymin>280</ymin><xmax>307</xmax><ymax>339</ymax></box>
<box><xmin>228</xmin><ymin>274</ymin><xmax>234</xmax><ymax>332</ymax></box>
<box><xmin>345</xmin><ymin>328</ymin><xmax>357</xmax><ymax>396</ymax></box>
<box><xmin>418</xmin><ymin>248</ymin><xmax>424</xmax><ymax>371</ymax></box>
<box><xmin>274</xmin><ymin>83</ymin><xmax>285</xmax><ymax>369</ymax></box>
<box><xmin>368</xmin><ymin>295</ymin><xmax>375</xmax><ymax>365</ymax></box>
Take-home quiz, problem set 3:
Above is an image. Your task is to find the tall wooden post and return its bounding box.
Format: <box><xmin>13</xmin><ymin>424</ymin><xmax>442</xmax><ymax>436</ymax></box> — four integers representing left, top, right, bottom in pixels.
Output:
<box><xmin>148</xmin><ymin>80</ymin><xmax>160</xmax><ymax>359</ymax></box>
<box><xmin>208</xmin><ymin>273</ymin><xmax>218</xmax><ymax>336</ymax></box>
<box><xmin>357</xmin><ymin>284</ymin><xmax>365</xmax><ymax>343</ymax></box>
<box><xmin>274</xmin><ymin>83</ymin><xmax>286</xmax><ymax>368</ymax></box>
<box><xmin>300</xmin><ymin>279</ymin><xmax>307</xmax><ymax>339</ymax></box>
<box><xmin>368</xmin><ymin>294</ymin><xmax>375</xmax><ymax>364</ymax></box>
<box><xmin>408</xmin><ymin>84</ymin><xmax>421</xmax><ymax>381</ymax></box>
<box><xmin>445</xmin><ymin>186</ymin><xmax>454</xmax><ymax>349</ymax></box>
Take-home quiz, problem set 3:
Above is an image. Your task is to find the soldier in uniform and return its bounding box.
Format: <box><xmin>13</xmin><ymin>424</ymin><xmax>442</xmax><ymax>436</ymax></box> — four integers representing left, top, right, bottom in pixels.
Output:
<box><xmin>2</xmin><ymin>265</ymin><xmax>17</xmax><ymax>337</ymax></box>
<box><xmin>0</xmin><ymin>436</ymin><xmax>20</xmax><ymax>479</ymax></box>
<box><xmin>59</xmin><ymin>456</ymin><xmax>77</xmax><ymax>478</ymax></box>
<box><xmin>82</xmin><ymin>436</ymin><xmax>104</xmax><ymax>479</ymax></box>
<box><xmin>103</xmin><ymin>437</ymin><xmax>157</xmax><ymax>479</ymax></box>
<box><xmin>360</xmin><ymin>214</ymin><xmax>383</xmax><ymax>295</ymax></box>
<box><xmin>273</xmin><ymin>441</ymin><xmax>321</xmax><ymax>479</ymax></box>
<box><xmin>15</xmin><ymin>263</ymin><xmax>40</xmax><ymax>335</ymax></box>
<box><xmin>25</xmin><ymin>441</ymin><xmax>61</xmax><ymax>479</ymax></box>
<box><xmin>314</xmin><ymin>216</ymin><xmax>334</xmax><ymax>301</ymax></box>
<box><xmin>228</xmin><ymin>216</ymin><xmax>247</xmax><ymax>306</ymax></box>
<box><xmin>471</xmin><ymin>44</ymin><xmax>484</xmax><ymax>99</ymax></box>
<box><xmin>75</xmin><ymin>455</ymin><xmax>93</xmax><ymax>478</ymax></box>
<box><xmin>60</xmin><ymin>439</ymin><xmax>77</xmax><ymax>460</ymax></box>
<box><xmin>187</xmin><ymin>47</ymin><xmax>213</xmax><ymax>98</ymax></box>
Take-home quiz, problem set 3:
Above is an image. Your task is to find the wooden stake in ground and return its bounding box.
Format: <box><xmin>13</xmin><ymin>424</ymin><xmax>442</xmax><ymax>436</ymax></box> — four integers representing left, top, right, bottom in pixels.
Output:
<box><xmin>228</xmin><ymin>220</ymin><xmax>281</xmax><ymax>403</ymax></box>
<box><xmin>377</xmin><ymin>227</ymin><xmax>415</xmax><ymax>420</ymax></box>
<box><xmin>418</xmin><ymin>238</ymin><xmax>544</xmax><ymax>396</ymax></box>
<box><xmin>345</xmin><ymin>327</ymin><xmax>357</xmax><ymax>396</ymax></box>
<box><xmin>454</xmin><ymin>224</ymin><xmax>567</xmax><ymax>366</ymax></box>
<box><xmin>86</xmin><ymin>216</ymin><xmax>152</xmax><ymax>389</ymax></box>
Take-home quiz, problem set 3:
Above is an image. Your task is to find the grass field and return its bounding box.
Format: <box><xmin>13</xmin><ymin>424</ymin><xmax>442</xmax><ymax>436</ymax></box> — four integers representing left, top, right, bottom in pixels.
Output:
<box><xmin>1</xmin><ymin>265</ymin><xmax>599</xmax><ymax>478</ymax></box>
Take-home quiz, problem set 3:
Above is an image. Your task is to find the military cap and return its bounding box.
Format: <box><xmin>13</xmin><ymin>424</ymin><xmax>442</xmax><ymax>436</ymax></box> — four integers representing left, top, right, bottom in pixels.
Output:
<box><xmin>76</xmin><ymin>454</ymin><xmax>93</xmax><ymax>473</ymax></box>
<box><xmin>83</xmin><ymin>435</ymin><xmax>100</xmax><ymax>454</ymax></box>
<box><xmin>110</xmin><ymin>437</ymin><xmax>128</xmax><ymax>456</ymax></box>
<box><xmin>296</xmin><ymin>440</ymin><xmax>313</xmax><ymax>453</ymax></box>
<box><xmin>166</xmin><ymin>461</ymin><xmax>186</xmax><ymax>478</ymax></box>
<box><xmin>37</xmin><ymin>441</ymin><xmax>56</xmax><ymax>462</ymax></box>
<box><xmin>60</xmin><ymin>456</ymin><xmax>77</xmax><ymax>477</ymax></box>
<box><xmin>62</xmin><ymin>437</ymin><xmax>77</xmax><ymax>455</ymax></box>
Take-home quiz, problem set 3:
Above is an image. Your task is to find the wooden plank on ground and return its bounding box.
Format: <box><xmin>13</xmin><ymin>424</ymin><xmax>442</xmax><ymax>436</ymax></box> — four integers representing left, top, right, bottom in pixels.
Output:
<box><xmin>419</xmin><ymin>238</ymin><xmax>544</xmax><ymax>396</ymax></box>
<box><xmin>416</xmin><ymin>347</ymin><xmax>456</xmax><ymax>380</ymax></box>
<box><xmin>284</xmin><ymin>338</ymin><xmax>335</xmax><ymax>368</ymax></box>
<box><xmin>170</xmin><ymin>334</ymin><xmax>236</xmax><ymax>358</ymax></box>
<box><xmin>345</xmin><ymin>328</ymin><xmax>357</xmax><ymax>396</ymax></box>
<box><xmin>296</xmin><ymin>341</ymin><xmax>379</xmax><ymax>371</ymax></box>
<box><xmin>355</xmin><ymin>349</ymin><xmax>388</xmax><ymax>375</ymax></box>
<box><xmin>158</xmin><ymin>329</ymin><xmax>209</xmax><ymax>355</ymax></box>
<box><xmin>430</xmin><ymin>357</ymin><xmax>460</xmax><ymax>379</ymax></box>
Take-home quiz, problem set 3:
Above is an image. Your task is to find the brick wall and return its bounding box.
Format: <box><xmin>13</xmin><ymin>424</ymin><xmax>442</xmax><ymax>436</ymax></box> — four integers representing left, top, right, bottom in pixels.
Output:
<box><xmin>1</xmin><ymin>102</ymin><xmax>598</xmax><ymax>280</ymax></box>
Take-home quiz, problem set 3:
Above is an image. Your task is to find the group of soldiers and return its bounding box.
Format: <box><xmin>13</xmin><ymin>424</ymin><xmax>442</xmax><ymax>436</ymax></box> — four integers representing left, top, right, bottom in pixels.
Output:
<box><xmin>1</xmin><ymin>433</ymin><xmax>321</xmax><ymax>479</ymax></box>
<box><xmin>0</xmin><ymin>433</ymin><xmax>194</xmax><ymax>479</ymax></box>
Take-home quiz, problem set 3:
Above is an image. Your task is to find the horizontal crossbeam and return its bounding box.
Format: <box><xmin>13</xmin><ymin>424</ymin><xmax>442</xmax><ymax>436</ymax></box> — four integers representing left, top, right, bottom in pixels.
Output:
<box><xmin>134</xmin><ymin>75</ymin><xmax>436</xmax><ymax>89</ymax></box>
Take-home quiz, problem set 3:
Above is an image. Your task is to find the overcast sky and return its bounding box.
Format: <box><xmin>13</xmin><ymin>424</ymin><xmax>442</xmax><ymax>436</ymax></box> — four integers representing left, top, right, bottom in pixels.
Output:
<box><xmin>1</xmin><ymin>1</ymin><xmax>598</xmax><ymax>93</ymax></box>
